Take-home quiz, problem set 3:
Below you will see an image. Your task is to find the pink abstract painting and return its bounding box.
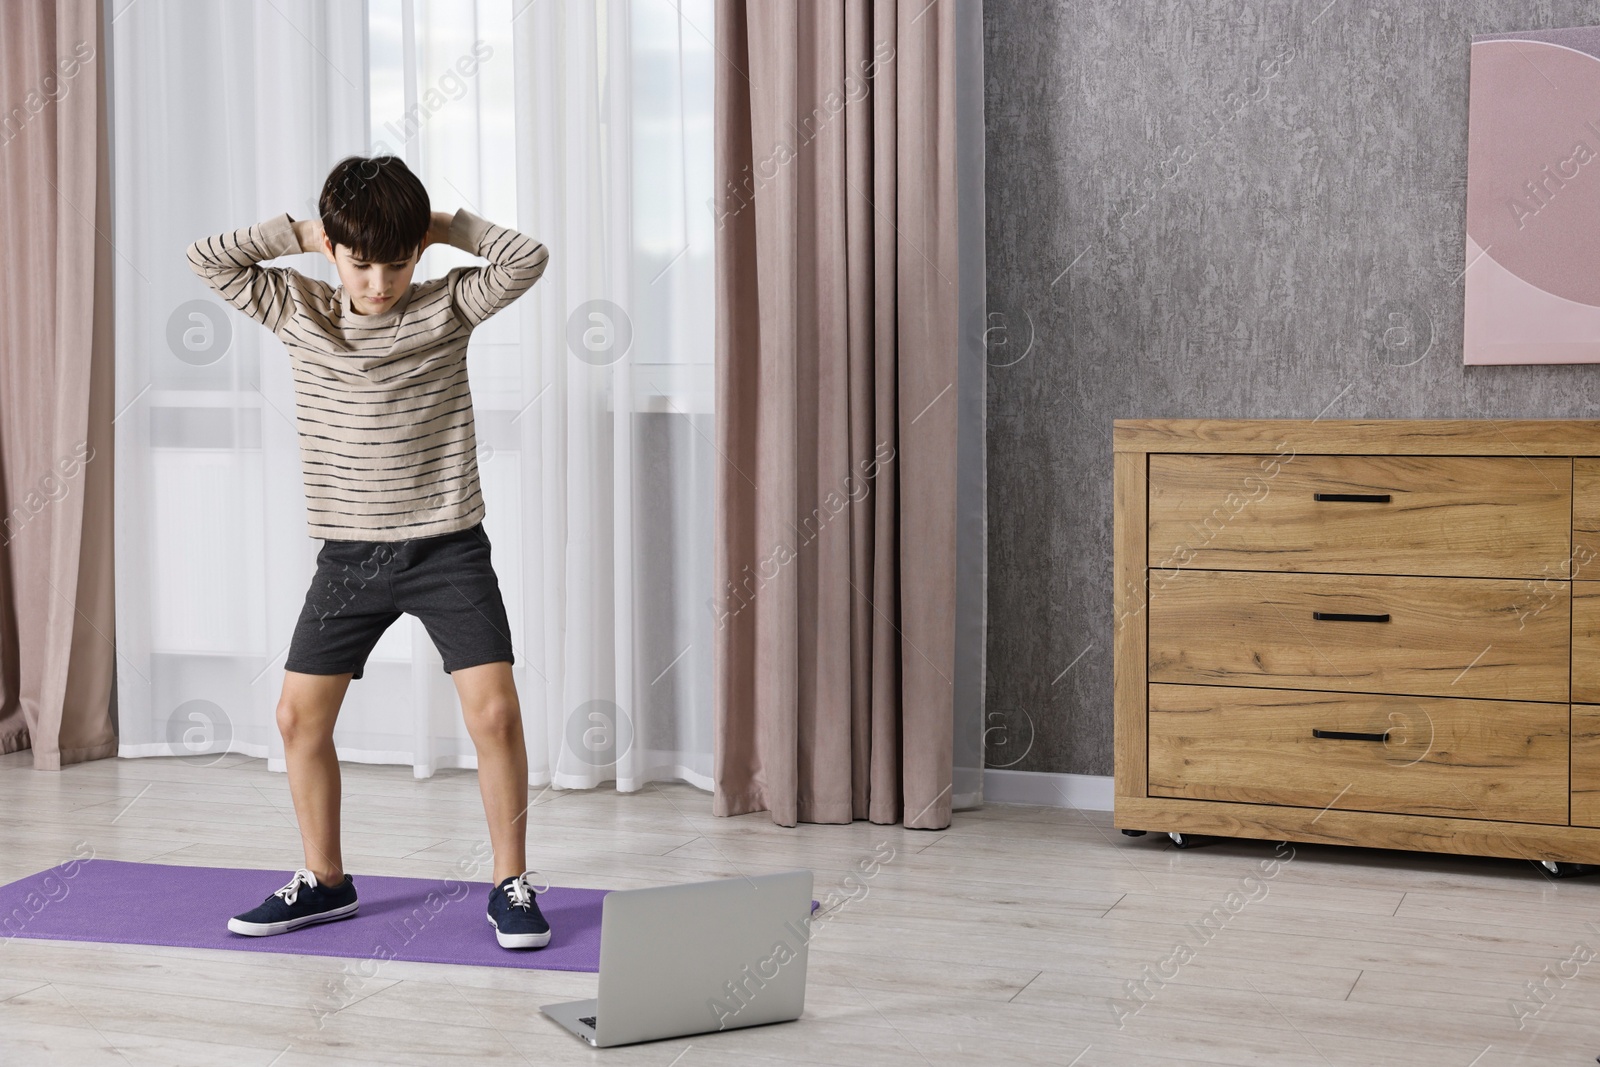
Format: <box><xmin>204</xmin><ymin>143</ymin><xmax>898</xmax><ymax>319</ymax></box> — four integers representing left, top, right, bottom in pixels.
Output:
<box><xmin>1465</xmin><ymin>27</ymin><xmax>1600</xmax><ymax>365</ymax></box>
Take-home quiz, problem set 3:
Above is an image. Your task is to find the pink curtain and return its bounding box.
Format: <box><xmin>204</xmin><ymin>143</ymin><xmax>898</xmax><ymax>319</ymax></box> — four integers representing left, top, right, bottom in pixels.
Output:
<box><xmin>0</xmin><ymin>0</ymin><xmax>118</xmax><ymax>769</ymax></box>
<box><xmin>713</xmin><ymin>0</ymin><xmax>959</xmax><ymax>828</ymax></box>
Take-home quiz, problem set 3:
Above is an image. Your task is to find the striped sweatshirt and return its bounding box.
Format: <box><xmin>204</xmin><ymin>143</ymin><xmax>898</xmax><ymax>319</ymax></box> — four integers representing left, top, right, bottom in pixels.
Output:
<box><xmin>186</xmin><ymin>208</ymin><xmax>549</xmax><ymax>541</ymax></box>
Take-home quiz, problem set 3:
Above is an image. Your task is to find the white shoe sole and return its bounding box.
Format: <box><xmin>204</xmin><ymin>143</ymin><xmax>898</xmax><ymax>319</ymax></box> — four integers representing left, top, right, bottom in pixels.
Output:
<box><xmin>488</xmin><ymin>912</ymin><xmax>551</xmax><ymax>949</ymax></box>
<box><xmin>228</xmin><ymin>901</ymin><xmax>359</xmax><ymax>936</ymax></box>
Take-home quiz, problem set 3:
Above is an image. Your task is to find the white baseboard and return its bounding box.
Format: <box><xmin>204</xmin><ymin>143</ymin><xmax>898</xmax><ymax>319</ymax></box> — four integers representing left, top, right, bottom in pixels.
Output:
<box><xmin>982</xmin><ymin>769</ymin><xmax>1113</xmax><ymax>811</ymax></box>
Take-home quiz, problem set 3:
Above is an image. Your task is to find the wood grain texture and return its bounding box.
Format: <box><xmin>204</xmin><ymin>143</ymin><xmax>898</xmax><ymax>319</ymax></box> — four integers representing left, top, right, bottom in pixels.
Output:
<box><xmin>1114</xmin><ymin>793</ymin><xmax>1600</xmax><ymax>865</ymax></box>
<box><xmin>1147</xmin><ymin>684</ymin><xmax>1569</xmax><ymax>825</ymax></box>
<box><xmin>1113</xmin><ymin>451</ymin><xmax>1148</xmax><ymax>799</ymax></box>
<box><xmin>1575</xmin><ymin>704</ymin><xmax>1600</xmax><ymax>829</ymax></box>
<box><xmin>1147</xmin><ymin>453</ymin><xmax>1571</xmax><ymax>578</ymax></box>
<box><xmin>1573</xmin><ymin>459</ymin><xmax>1600</xmax><ymax>574</ymax></box>
<box><xmin>1147</xmin><ymin>569</ymin><xmax>1569</xmax><ymax>702</ymax></box>
<box><xmin>1573</xmin><ymin>582</ymin><xmax>1600</xmax><ymax>704</ymax></box>
<box><xmin>1116</xmin><ymin>418</ymin><xmax>1600</xmax><ymax>455</ymax></box>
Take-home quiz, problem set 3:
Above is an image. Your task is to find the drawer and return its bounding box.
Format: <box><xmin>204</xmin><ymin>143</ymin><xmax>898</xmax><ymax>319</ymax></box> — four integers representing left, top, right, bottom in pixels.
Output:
<box><xmin>1148</xmin><ymin>570</ymin><xmax>1569</xmax><ymax>702</ymax></box>
<box><xmin>1147</xmin><ymin>454</ymin><xmax>1571</xmax><ymax>578</ymax></box>
<box><xmin>1147</xmin><ymin>684</ymin><xmax>1569</xmax><ymax>824</ymax></box>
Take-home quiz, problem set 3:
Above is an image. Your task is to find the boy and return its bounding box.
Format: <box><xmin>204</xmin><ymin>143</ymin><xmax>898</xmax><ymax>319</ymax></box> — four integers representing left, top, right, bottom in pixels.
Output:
<box><xmin>185</xmin><ymin>155</ymin><xmax>553</xmax><ymax>949</ymax></box>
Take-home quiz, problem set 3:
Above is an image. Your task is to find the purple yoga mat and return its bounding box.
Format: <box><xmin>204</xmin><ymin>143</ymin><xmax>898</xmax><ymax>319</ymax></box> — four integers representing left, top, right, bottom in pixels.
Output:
<box><xmin>0</xmin><ymin>859</ymin><xmax>824</xmax><ymax>974</ymax></box>
<box><xmin>0</xmin><ymin>858</ymin><xmax>606</xmax><ymax>972</ymax></box>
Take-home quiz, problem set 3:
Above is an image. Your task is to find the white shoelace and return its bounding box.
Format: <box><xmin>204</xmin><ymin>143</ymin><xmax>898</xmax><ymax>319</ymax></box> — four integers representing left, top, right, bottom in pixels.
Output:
<box><xmin>273</xmin><ymin>867</ymin><xmax>320</xmax><ymax>907</ymax></box>
<box><xmin>505</xmin><ymin>870</ymin><xmax>550</xmax><ymax>910</ymax></box>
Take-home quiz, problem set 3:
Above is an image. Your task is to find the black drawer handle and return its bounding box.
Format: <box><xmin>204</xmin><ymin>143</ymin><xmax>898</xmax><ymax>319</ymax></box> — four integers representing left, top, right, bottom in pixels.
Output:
<box><xmin>1313</xmin><ymin>493</ymin><xmax>1392</xmax><ymax>503</ymax></box>
<box><xmin>1312</xmin><ymin>611</ymin><xmax>1391</xmax><ymax>623</ymax></box>
<box><xmin>1313</xmin><ymin>728</ymin><xmax>1390</xmax><ymax>743</ymax></box>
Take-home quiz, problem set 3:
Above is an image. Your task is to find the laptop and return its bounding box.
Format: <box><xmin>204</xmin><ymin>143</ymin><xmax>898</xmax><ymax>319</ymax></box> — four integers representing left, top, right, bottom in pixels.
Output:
<box><xmin>541</xmin><ymin>869</ymin><xmax>815</xmax><ymax>1048</ymax></box>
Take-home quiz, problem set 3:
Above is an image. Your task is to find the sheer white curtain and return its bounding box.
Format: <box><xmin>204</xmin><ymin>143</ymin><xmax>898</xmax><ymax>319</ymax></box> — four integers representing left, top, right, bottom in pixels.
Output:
<box><xmin>111</xmin><ymin>0</ymin><xmax>717</xmax><ymax>793</ymax></box>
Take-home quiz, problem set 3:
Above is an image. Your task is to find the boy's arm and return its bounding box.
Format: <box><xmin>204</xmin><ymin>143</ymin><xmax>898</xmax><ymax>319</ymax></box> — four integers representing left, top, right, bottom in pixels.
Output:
<box><xmin>440</xmin><ymin>209</ymin><xmax>551</xmax><ymax>329</ymax></box>
<box><xmin>185</xmin><ymin>213</ymin><xmax>322</xmax><ymax>334</ymax></box>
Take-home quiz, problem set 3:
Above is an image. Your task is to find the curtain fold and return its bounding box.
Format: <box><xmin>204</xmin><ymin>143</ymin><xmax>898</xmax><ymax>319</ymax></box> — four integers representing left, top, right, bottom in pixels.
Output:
<box><xmin>0</xmin><ymin>0</ymin><xmax>119</xmax><ymax>770</ymax></box>
<box><xmin>712</xmin><ymin>0</ymin><xmax>983</xmax><ymax>828</ymax></box>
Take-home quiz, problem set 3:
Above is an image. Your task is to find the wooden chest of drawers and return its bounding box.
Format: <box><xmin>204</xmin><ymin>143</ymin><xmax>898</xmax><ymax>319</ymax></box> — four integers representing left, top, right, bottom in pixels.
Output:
<box><xmin>1114</xmin><ymin>420</ymin><xmax>1600</xmax><ymax>867</ymax></box>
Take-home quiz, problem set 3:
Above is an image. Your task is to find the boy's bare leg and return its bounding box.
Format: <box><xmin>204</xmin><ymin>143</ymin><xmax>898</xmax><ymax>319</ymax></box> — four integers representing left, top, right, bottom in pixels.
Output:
<box><xmin>276</xmin><ymin>669</ymin><xmax>354</xmax><ymax>885</ymax></box>
<box><xmin>452</xmin><ymin>661</ymin><xmax>528</xmax><ymax>885</ymax></box>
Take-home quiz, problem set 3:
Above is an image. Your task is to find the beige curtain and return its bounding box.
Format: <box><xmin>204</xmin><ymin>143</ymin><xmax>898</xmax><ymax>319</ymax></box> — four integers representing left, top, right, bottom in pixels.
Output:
<box><xmin>713</xmin><ymin>0</ymin><xmax>964</xmax><ymax>828</ymax></box>
<box><xmin>0</xmin><ymin>0</ymin><xmax>118</xmax><ymax>770</ymax></box>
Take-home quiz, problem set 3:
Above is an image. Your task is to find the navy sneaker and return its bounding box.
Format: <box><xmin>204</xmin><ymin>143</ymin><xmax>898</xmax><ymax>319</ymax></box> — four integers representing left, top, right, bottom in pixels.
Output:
<box><xmin>487</xmin><ymin>871</ymin><xmax>551</xmax><ymax>948</ymax></box>
<box><xmin>227</xmin><ymin>868</ymin><xmax>358</xmax><ymax>936</ymax></box>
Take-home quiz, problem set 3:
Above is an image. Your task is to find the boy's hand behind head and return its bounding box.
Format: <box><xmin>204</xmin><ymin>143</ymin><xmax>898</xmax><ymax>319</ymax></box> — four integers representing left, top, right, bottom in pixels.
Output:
<box><xmin>419</xmin><ymin>211</ymin><xmax>453</xmax><ymax>256</ymax></box>
<box><xmin>292</xmin><ymin>217</ymin><xmax>337</xmax><ymax>265</ymax></box>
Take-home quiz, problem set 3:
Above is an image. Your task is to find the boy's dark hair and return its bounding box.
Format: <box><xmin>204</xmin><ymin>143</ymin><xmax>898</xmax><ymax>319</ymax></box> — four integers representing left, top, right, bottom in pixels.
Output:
<box><xmin>318</xmin><ymin>155</ymin><xmax>429</xmax><ymax>264</ymax></box>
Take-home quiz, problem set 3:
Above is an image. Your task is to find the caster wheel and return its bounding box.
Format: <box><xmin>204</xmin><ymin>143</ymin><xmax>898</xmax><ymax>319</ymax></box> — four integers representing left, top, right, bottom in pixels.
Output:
<box><xmin>1537</xmin><ymin>860</ymin><xmax>1589</xmax><ymax>878</ymax></box>
<box><xmin>1169</xmin><ymin>831</ymin><xmax>1201</xmax><ymax>849</ymax></box>
<box><xmin>1121</xmin><ymin>829</ymin><xmax>1147</xmax><ymax>837</ymax></box>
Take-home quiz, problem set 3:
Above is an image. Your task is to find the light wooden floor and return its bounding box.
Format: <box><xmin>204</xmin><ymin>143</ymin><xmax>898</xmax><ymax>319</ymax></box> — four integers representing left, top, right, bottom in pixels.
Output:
<box><xmin>3</xmin><ymin>749</ymin><xmax>1600</xmax><ymax>1065</ymax></box>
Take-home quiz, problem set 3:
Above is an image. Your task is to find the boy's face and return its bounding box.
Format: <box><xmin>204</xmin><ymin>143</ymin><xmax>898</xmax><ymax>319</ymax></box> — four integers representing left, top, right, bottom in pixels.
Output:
<box><xmin>321</xmin><ymin>235</ymin><xmax>420</xmax><ymax>316</ymax></box>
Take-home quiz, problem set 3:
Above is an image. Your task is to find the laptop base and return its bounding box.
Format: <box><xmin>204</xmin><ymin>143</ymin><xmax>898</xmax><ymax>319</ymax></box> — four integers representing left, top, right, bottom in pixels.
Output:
<box><xmin>541</xmin><ymin>998</ymin><xmax>600</xmax><ymax>1047</ymax></box>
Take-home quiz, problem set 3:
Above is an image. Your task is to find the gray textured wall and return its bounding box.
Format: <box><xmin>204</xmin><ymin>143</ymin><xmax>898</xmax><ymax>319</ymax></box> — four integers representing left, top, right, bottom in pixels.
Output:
<box><xmin>983</xmin><ymin>2</ymin><xmax>1600</xmax><ymax>778</ymax></box>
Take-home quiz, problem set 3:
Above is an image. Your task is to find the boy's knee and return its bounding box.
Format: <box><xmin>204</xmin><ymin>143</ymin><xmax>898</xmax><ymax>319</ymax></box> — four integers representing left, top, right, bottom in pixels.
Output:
<box><xmin>276</xmin><ymin>699</ymin><xmax>333</xmax><ymax>746</ymax></box>
<box><xmin>275</xmin><ymin>701</ymin><xmax>305</xmax><ymax>744</ymax></box>
<box><xmin>467</xmin><ymin>699</ymin><xmax>522</xmax><ymax>744</ymax></box>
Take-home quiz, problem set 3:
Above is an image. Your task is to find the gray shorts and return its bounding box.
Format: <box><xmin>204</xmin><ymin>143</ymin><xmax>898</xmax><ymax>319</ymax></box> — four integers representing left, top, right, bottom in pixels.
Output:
<box><xmin>284</xmin><ymin>521</ymin><xmax>515</xmax><ymax>679</ymax></box>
